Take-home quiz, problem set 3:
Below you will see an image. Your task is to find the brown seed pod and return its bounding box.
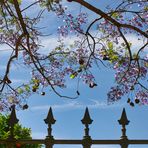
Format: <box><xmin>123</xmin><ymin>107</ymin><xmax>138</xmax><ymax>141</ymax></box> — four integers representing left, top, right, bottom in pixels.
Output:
<box><xmin>103</xmin><ymin>55</ymin><xmax>110</xmax><ymax>60</ymax></box>
<box><xmin>127</xmin><ymin>98</ymin><xmax>131</xmax><ymax>103</ymax></box>
<box><xmin>79</xmin><ymin>59</ymin><xmax>84</xmax><ymax>65</ymax></box>
<box><xmin>130</xmin><ymin>102</ymin><xmax>135</xmax><ymax>107</ymax></box>
<box><xmin>89</xmin><ymin>82</ymin><xmax>97</xmax><ymax>88</ymax></box>
<box><xmin>135</xmin><ymin>98</ymin><xmax>140</xmax><ymax>104</ymax></box>
<box><xmin>23</xmin><ymin>104</ymin><xmax>29</xmax><ymax>110</ymax></box>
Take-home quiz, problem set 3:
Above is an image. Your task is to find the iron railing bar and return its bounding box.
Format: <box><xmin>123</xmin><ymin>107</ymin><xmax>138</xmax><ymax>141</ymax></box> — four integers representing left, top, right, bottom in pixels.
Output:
<box><xmin>128</xmin><ymin>140</ymin><xmax>148</xmax><ymax>144</ymax></box>
<box><xmin>1</xmin><ymin>139</ymin><xmax>148</xmax><ymax>145</ymax></box>
<box><xmin>54</xmin><ymin>139</ymin><xmax>121</xmax><ymax>144</ymax></box>
<box><xmin>54</xmin><ymin>140</ymin><xmax>82</xmax><ymax>144</ymax></box>
<box><xmin>92</xmin><ymin>140</ymin><xmax>120</xmax><ymax>144</ymax></box>
<box><xmin>0</xmin><ymin>139</ymin><xmax>45</xmax><ymax>144</ymax></box>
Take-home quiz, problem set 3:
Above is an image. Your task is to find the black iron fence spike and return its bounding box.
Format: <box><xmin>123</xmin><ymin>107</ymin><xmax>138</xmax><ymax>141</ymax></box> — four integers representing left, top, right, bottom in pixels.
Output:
<box><xmin>81</xmin><ymin>107</ymin><xmax>93</xmax><ymax>125</ymax></box>
<box><xmin>118</xmin><ymin>108</ymin><xmax>130</xmax><ymax>140</ymax></box>
<box><xmin>44</xmin><ymin>107</ymin><xmax>56</xmax><ymax>125</ymax></box>
<box><xmin>44</xmin><ymin>107</ymin><xmax>56</xmax><ymax>139</ymax></box>
<box><xmin>8</xmin><ymin>105</ymin><xmax>19</xmax><ymax>140</ymax></box>
<box><xmin>118</xmin><ymin>108</ymin><xmax>130</xmax><ymax>126</ymax></box>
<box><xmin>8</xmin><ymin>105</ymin><xmax>19</xmax><ymax>126</ymax></box>
<box><xmin>81</xmin><ymin>107</ymin><xmax>93</xmax><ymax>141</ymax></box>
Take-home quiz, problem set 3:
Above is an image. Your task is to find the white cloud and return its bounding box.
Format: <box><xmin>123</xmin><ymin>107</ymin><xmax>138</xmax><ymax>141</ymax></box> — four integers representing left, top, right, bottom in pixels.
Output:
<box><xmin>91</xmin><ymin>31</ymin><xmax>147</xmax><ymax>53</ymax></box>
<box><xmin>38</xmin><ymin>35</ymin><xmax>79</xmax><ymax>54</ymax></box>
<box><xmin>38</xmin><ymin>36</ymin><xmax>59</xmax><ymax>54</ymax></box>
<box><xmin>30</xmin><ymin>32</ymin><xmax>148</xmax><ymax>56</ymax></box>
<box><xmin>120</xmin><ymin>34</ymin><xmax>147</xmax><ymax>53</ymax></box>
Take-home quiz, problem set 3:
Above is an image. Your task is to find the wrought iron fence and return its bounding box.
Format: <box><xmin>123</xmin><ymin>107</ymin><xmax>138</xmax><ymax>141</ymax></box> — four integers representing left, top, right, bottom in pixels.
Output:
<box><xmin>0</xmin><ymin>105</ymin><xmax>148</xmax><ymax>148</ymax></box>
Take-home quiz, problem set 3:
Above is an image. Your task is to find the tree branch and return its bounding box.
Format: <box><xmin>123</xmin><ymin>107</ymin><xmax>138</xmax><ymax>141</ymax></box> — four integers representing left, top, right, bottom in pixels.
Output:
<box><xmin>72</xmin><ymin>0</ymin><xmax>148</xmax><ymax>38</ymax></box>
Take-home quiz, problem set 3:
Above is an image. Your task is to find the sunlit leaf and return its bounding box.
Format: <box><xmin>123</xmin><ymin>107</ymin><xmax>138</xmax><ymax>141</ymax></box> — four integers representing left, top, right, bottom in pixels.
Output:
<box><xmin>107</xmin><ymin>42</ymin><xmax>113</xmax><ymax>50</ymax></box>
<box><xmin>17</xmin><ymin>88</ymin><xmax>24</xmax><ymax>94</ymax></box>
<box><xmin>70</xmin><ymin>74</ymin><xmax>75</xmax><ymax>79</ymax></box>
<box><xmin>24</xmin><ymin>85</ymin><xmax>30</xmax><ymax>92</ymax></box>
<box><xmin>8</xmin><ymin>0</ymin><xmax>22</xmax><ymax>4</ymax></box>
<box><xmin>112</xmin><ymin>12</ymin><xmax>119</xmax><ymax>19</ymax></box>
<box><xmin>144</xmin><ymin>6</ymin><xmax>148</xmax><ymax>11</ymax></box>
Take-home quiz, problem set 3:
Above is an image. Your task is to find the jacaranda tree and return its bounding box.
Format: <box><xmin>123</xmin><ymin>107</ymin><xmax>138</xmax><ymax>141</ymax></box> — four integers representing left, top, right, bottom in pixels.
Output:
<box><xmin>0</xmin><ymin>0</ymin><xmax>147</xmax><ymax>111</ymax></box>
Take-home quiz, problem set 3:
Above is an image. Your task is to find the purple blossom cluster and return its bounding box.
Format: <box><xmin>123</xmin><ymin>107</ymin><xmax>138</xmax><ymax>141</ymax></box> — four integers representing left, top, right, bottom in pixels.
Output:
<box><xmin>107</xmin><ymin>57</ymin><xmax>148</xmax><ymax>104</ymax></box>
<box><xmin>0</xmin><ymin>99</ymin><xmax>10</xmax><ymax>112</ymax></box>
<box><xmin>0</xmin><ymin>31</ymin><xmax>19</xmax><ymax>46</ymax></box>
<box><xmin>53</xmin><ymin>3</ymin><xmax>67</xmax><ymax>16</ymax></box>
<box><xmin>107</xmin><ymin>86</ymin><xmax>123</xmax><ymax>102</ymax></box>
<box><xmin>0</xmin><ymin>90</ymin><xmax>29</xmax><ymax>111</ymax></box>
<box><xmin>58</xmin><ymin>12</ymin><xmax>87</xmax><ymax>37</ymax></box>
<box><xmin>136</xmin><ymin>90</ymin><xmax>148</xmax><ymax>105</ymax></box>
<box><xmin>81</xmin><ymin>73</ymin><xmax>95</xmax><ymax>85</ymax></box>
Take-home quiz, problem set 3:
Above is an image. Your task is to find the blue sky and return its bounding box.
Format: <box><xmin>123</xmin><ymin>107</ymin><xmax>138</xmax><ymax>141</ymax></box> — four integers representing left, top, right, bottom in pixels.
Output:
<box><xmin>0</xmin><ymin>0</ymin><xmax>148</xmax><ymax>148</ymax></box>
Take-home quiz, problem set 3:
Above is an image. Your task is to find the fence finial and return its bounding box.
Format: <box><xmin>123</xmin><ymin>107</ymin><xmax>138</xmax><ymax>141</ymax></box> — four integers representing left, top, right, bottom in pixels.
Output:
<box><xmin>44</xmin><ymin>107</ymin><xmax>56</xmax><ymax>138</ymax></box>
<box><xmin>81</xmin><ymin>107</ymin><xmax>93</xmax><ymax>148</ymax></box>
<box><xmin>81</xmin><ymin>107</ymin><xmax>93</xmax><ymax>138</ymax></box>
<box><xmin>44</xmin><ymin>107</ymin><xmax>56</xmax><ymax>125</ymax></box>
<box><xmin>81</xmin><ymin>107</ymin><xmax>93</xmax><ymax>125</ymax></box>
<box><xmin>118</xmin><ymin>108</ymin><xmax>130</xmax><ymax>140</ymax></box>
<box><xmin>8</xmin><ymin>105</ymin><xmax>19</xmax><ymax>139</ymax></box>
<box><xmin>118</xmin><ymin>108</ymin><xmax>129</xmax><ymax>126</ymax></box>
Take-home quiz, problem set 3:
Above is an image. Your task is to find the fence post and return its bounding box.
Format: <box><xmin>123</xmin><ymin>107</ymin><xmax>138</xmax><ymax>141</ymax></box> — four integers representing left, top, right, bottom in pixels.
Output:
<box><xmin>118</xmin><ymin>108</ymin><xmax>130</xmax><ymax>148</ymax></box>
<box><xmin>7</xmin><ymin>105</ymin><xmax>19</xmax><ymax>148</ymax></box>
<box><xmin>81</xmin><ymin>107</ymin><xmax>93</xmax><ymax>148</ymax></box>
<box><xmin>44</xmin><ymin>107</ymin><xmax>56</xmax><ymax>148</ymax></box>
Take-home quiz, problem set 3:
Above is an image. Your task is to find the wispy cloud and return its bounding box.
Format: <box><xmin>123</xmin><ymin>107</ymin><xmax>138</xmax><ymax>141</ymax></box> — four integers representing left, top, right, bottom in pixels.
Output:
<box><xmin>31</xmin><ymin>99</ymin><xmax>124</xmax><ymax>112</ymax></box>
<box><xmin>0</xmin><ymin>64</ymin><xmax>22</xmax><ymax>71</ymax></box>
<box><xmin>0</xmin><ymin>65</ymin><xmax>7</xmax><ymax>71</ymax></box>
<box><xmin>11</xmin><ymin>79</ymin><xmax>27</xmax><ymax>84</ymax></box>
<box><xmin>0</xmin><ymin>44</ymin><xmax>12</xmax><ymax>56</ymax></box>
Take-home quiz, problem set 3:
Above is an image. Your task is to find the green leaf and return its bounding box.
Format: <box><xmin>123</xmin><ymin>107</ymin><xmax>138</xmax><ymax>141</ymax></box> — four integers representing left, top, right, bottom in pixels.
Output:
<box><xmin>128</xmin><ymin>42</ymin><xmax>132</xmax><ymax>47</ymax></box>
<box><xmin>24</xmin><ymin>85</ymin><xmax>30</xmax><ymax>92</ymax></box>
<box><xmin>32</xmin><ymin>85</ymin><xmax>39</xmax><ymax>90</ymax></box>
<box><xmin>112</xmin><ymin>12</ymin><xmax>119</xmax><ymax>19</ymax></box>
<box><xmin>144</xmin><ymin>6</ymin><xmax>148</xmax><ymax>11</ymax></box>
<box><xmin>107</xmin><ymin>42</ymin><xmax>113</xmax><ymax>50</ymax></box>
<box><xmin>8</xmin><ymin>96</ymin><xmax>14</xmax><ymax>103</ymax></box>
<box><xmin>55</xmin><ymin>47</ymin><xmax>62</xmax><ymax>50</ymax></box>
<box><xmin>0</xmin><ymin>29</ymin><xmax>3</xmax><ymax>33</ymax></box>
<box><xmin>31</xmin><ymin>78</ymin><xmax>40</xmax><ymax>85</ymax></box>
<box><xmin>8</xmin><ymin>0</ymin><xmax>22</xmax><ymax>4</ymax></box>
<box><xmin>17</xmin><ymin>88</ymin><xmax>24</xmax><ymax>94</ymax></box>
<box><xmin>145</xmin><ymin>62</ymin><xmax>148</xmax><ymax>68</ymax></box>
<box><xmin>109</xmin><ymin>54</ymin><xmax>119</xmax><ymax>63</ymax></box>
<box><xmin>70</xmin><ymin>74</ymin><xmax>76</xmax><ymax>79</ymax></box>
<box><xmin>18</xmin><ymin>0</ymin><xmax>22</xmax><ymax>4</ymax></box>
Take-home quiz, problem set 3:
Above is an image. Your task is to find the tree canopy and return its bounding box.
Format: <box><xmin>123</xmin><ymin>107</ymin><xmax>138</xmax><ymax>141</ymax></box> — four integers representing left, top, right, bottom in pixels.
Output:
<box><xmin>0</xmin><ymin>0</ymin><xmax>147</xmax><ymax>111</ymax></box>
